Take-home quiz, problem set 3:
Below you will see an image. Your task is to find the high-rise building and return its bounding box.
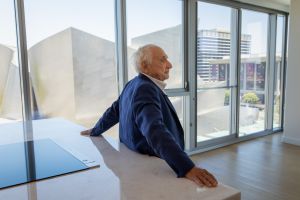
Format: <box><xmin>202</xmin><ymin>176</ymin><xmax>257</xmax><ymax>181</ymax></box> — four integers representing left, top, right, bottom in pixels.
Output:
<box><xmin>197</xmin><ymin>29</ymin><xmax>251</xmax><ymax>81</ymax></box>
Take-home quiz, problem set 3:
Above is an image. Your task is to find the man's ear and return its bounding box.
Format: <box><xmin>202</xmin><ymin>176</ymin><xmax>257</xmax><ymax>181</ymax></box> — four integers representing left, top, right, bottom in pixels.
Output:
<box><xmin>141</xmin><ymin>61</ymin><xmax>147</xmax><ymax>68</ymax></box>
<box><xmin>141</xmin><ymin>61</ymin><xmax>148</xmax><ymax>72</ymax></box>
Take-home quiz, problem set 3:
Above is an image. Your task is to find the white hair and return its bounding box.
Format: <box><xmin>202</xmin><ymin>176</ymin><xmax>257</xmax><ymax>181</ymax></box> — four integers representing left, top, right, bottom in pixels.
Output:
<box><xmin>132</xmin><ymin>44</ymin><xmax>158</xmax><ymax>73</ymax></box>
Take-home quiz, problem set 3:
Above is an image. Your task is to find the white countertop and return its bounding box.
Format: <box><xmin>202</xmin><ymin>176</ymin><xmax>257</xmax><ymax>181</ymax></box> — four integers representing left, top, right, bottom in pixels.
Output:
<box><xmin>0</xmin><ymin>118</ymin><xmax>240</xmax><ymax>200</ymax></box>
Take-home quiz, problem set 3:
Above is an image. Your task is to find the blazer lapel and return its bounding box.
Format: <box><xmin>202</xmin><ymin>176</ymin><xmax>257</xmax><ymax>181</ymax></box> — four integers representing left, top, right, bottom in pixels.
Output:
<box><xmin>140</xmin><ymin>74</ymin><xmax>183</xmax><ymax>132</ymax></box>
<box><xmin>162</xmin><ymin>93</ymin><xmax>177</xmax><ymax>115</ymax></box>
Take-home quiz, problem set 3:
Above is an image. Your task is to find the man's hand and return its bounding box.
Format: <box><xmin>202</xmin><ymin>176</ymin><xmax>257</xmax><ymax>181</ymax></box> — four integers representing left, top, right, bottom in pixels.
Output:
<box><xmin>80</xmin><ymin>129</ymin><xmax>92</xmax><ymax>136</ymax></box>
<box><xmin>185</xmin><ymin>167</ymin><xmax>218</xmax><ymax>187</ymax></box>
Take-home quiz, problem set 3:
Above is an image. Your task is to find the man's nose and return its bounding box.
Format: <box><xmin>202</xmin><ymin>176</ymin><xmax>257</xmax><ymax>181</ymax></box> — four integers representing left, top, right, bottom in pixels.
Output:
<box><xmin>167</xmin><ymin>60</ymin><xmax>172</xmax><ymax>69</ymax></box>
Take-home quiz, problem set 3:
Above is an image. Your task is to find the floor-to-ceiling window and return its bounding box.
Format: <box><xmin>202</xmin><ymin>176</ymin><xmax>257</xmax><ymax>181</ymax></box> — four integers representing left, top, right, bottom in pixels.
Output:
<box><xmin>2</xmin><ymin>0</ymin><xmax>288</xmax><ymax>153</ymax></box>
<box><xmin>24</xmin><ymin>0</ymin><xmax>119</xmax><ymax>138</ymax></box>
<box><xmin>195</xmin><ymin>0</ymin><xmax>288</xmax><ymax>150</ymax></box>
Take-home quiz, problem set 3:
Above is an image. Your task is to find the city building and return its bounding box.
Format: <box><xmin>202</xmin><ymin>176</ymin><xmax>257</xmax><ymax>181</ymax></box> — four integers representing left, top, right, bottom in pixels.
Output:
<box><xmin>197</xmin><ymin>29</ymin><xmax>251</xmax><ymax>81</ymax></box>
<box><xmin>210</xmin><ymin>55</ymin><xmax>282</xmax><ymax>103</ymax></box>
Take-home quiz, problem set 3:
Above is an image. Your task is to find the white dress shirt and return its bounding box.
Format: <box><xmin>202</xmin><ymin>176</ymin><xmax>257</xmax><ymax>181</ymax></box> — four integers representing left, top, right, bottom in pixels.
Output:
<box><xmin>142</xmin><ymin>73</ymin><xmax>167</xmax><ymax>93</ymax></box>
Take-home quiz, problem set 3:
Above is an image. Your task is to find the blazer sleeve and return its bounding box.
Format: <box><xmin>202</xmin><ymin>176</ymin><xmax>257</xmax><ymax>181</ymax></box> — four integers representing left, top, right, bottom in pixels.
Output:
<box><xmin>90</xmin><ymin>98</ymin><xmax>119</xmax><ymax>136</ymax></box>
<box><xmin>133</xmin><ymin>84</ymin><xmax>195</xmax><ymax>177</ymax></box>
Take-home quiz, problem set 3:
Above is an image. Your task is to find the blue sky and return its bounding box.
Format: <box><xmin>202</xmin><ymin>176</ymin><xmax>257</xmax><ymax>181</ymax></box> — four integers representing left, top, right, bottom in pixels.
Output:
<box><xmin>0</xmin><ymin>0</ymin><xmax>283</xmax><ymax>53</ymax></box>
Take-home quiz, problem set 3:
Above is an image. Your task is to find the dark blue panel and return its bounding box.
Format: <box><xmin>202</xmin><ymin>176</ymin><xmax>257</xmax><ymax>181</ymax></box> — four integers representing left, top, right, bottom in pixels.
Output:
<box><xmin>0</xmin><ymin>139</ymin><xmax>88</xmax><ymax>189</ymax></box>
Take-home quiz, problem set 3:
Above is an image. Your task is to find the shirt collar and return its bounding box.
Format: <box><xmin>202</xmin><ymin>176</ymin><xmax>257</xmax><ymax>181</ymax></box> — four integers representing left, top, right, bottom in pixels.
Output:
<box><xmin>141</xmin><ymin>73</ymin><xmax>167</xmax><ymax>92</ymax></box>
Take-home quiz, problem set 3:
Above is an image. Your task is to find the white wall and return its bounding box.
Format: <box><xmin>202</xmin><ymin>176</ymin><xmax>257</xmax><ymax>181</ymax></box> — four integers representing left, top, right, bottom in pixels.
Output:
<box><xmin>283</xmin><ymin>0</ymin><xmax>300</xmax><ymax>146</ymax></box>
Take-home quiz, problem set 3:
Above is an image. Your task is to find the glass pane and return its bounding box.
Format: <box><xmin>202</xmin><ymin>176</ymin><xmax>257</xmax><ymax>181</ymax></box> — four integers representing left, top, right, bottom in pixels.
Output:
<box><xmin>126</xmin><ymin>0</ymin><xmax>183</xmax><ymax>89</ymax></box>
<box><xmin>0</xmin><ymin>0</ymin><xmax>24</xmax><ymax>144</ymax></box>
<box><xmin>197</xmin><ymin>2</ymin><xmax>245</xmax><ymax>88</ymax></box>
<box><xmin>197</xmin><ymin>2</ymin><xmax>234</xmax><ymax>142</ymax></box>
<box><xmin>24</xmin><ymin>0</ymin><xmax>119</xmax><ymax>138</ymax></box>
<box><xmin>169</xmin><ymin>96</ymin><xmax>183</xmax><ymax>126</ymax></box>
<box><xmin>273</xmin><ymin>15</ymin><xmax>284</xmax><ymax>129</ymax></box>
<box><xmin>239</xmin><ymin>10</ymin><xmax>268</xmax><ymax>135</ymax></box>
<box><xmin>197</xmin><ymin>88</ymin><xmax>231</xmax><ymax>142</ymax></box>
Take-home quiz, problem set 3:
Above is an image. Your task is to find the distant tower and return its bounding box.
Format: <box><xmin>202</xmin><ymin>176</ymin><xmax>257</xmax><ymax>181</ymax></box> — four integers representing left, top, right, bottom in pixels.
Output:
<box><xmin>197</xmin><ymin>29</ymin><xmax>251</xmax><ymax>81</ymax></box>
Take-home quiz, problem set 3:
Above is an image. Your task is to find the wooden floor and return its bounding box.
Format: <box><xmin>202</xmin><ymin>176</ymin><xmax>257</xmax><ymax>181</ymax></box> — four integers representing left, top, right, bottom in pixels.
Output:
<box><xmin>191</xmin><ymin>133</ymin><xmax>300</xmax><ymax>200</ymax></box>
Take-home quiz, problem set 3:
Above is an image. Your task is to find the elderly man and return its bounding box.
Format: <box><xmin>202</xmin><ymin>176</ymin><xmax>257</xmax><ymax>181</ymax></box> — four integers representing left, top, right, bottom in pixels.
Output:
<box><xmin>81</xmin><ymin>44</ymin><xmax>218</xmax><ymax>187</ymax></box>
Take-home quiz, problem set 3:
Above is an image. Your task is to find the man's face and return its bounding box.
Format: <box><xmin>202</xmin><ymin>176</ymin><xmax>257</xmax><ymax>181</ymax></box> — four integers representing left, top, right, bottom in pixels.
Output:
<box><xmin>145</xmin><ymin>47</ymin><xmax>172</xmax><ymax>81</ymax></box>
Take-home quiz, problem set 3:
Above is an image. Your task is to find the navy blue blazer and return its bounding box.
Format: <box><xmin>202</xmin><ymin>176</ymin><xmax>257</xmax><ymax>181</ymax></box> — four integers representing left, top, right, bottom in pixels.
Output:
<box><xmin>90</xmin><ymin>73</ymin><xmax>195</xmax><ymax>177</ymax></box>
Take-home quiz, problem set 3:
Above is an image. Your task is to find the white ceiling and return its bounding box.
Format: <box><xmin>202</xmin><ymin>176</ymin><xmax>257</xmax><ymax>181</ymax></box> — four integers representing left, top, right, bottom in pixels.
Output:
<box><xmin>236</xmin><ymin>0</ymin><xmax>290</xmax><ymax>12</ymax></box>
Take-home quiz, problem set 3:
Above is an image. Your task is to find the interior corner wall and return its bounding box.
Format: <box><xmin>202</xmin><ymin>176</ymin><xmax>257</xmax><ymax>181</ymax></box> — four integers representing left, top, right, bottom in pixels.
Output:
<box><xmin>282</xmin><ymin>0</ymin><xmax>300</xmax><ymax>146</ymax></box>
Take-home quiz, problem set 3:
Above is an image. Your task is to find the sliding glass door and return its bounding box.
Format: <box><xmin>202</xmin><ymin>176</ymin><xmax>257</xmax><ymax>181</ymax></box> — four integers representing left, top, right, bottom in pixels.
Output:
<box><xmin>196</xmin><ymin>0</ymin><xmax>287</xmax><ymax>149</ymax></box>
<box><xmin>239</xmin><ymin>9</ymin><xmax>268</xmax><ymax>136</ymax></box>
